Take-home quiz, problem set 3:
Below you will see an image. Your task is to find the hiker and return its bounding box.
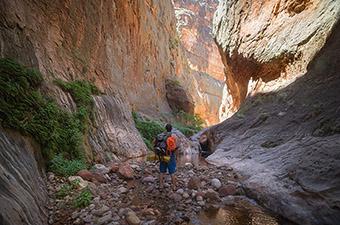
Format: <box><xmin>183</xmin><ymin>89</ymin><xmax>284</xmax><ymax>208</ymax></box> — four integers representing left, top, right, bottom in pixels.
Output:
<box><xmin>154</xmin><ymin>123</ymin><xmax>177</xmax><ymax>191</ymax></box>
<box><xmin>199</xmin><ymin>134</ymin><xmax>209</xmax><ymax>157</ymax></box>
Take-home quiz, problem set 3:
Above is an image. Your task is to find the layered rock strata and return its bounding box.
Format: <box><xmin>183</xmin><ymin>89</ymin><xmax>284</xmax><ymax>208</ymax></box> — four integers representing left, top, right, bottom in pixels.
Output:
<box><xmin>207</xmin><ymin>20</ymin><xmax>340</xmax><ymax>225</ymax></box>
<box><xmin>213</xmin><ymin>0</ymin><xmax>340</xmax><ymax>119</ymax></box>
<box><xmin>0</xmin><ymin>129</ymin><xmax>48</xmax><ymax>225</ymax></box>
<box><xmin>172</xmin><ymin>0</ymin><xmax>225</xmax><ymax>125</ymax></box>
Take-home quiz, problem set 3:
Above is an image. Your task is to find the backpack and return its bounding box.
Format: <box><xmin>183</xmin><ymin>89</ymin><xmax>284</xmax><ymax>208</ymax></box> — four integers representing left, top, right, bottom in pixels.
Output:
<box><xmin>154</xmin><ymin>132</ymin><xmax>176</xmax><ymax>159</ymax></box>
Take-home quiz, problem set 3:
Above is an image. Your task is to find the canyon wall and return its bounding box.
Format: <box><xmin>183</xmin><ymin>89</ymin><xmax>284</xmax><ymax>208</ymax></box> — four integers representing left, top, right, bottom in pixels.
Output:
<box><xmin>172</xmin><ymin>0</ymin><xmax>224</xmax><ymax>125</ymax></box>
<box><xmin>173</xmin><ymin>0</ymin><xmax>224</xmax><ymax>81</ymax></box>
<box><xmin>0</xmin><ymin>0</ymin><xmax>187</xmax><ymax>161</ymax></box>
<box><xmin>0</xmin><ymin>1</ymin><xmax>181</xmax><ymax>223</ymax></box>
<box><xmin>0</xmin><ymin>0</ymin><xmax>179</xmax><ymax>118</ymax></box>
<box><xmin>207</xmin><ymin>1</ymin><xmax>340</xmax><ymax>224</ymax></box>
<box><xmin>0</xmin><ymin>128</ymin><xmax>48</xmax><ymax>225</ymax></box>
<box><xmin>213</xmin><ymin>0</ymin><xmax>340</xmax><ymax>119</ymax></box>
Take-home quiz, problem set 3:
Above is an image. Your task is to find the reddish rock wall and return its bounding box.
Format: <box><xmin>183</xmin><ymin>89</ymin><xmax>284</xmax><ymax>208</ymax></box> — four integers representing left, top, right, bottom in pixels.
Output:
<box><xmin>0</xmin><ymin>0</ymin><xmax>178</xmax><ymax>118</ymax></box>
<box><xmin>213</xmin><ymin>0</ymin><xmax>340</xmax><ymax>119</ymax></box>
<box><xmin>172</xmin><ymin>0</ymin><xmax>224</xmax><ymax>125</ymax></box>
<box><xmin>173</xmin><ymin>0</ymin><xmax>224</xmax><ymax>81</ymax></box>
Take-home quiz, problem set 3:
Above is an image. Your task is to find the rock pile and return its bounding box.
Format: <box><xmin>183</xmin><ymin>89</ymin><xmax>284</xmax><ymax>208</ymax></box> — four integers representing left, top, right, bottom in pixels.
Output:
<box><xmin>47</xmin><ymin>159</ymin><xmax>244</xmax><ymax>225</ymax></box>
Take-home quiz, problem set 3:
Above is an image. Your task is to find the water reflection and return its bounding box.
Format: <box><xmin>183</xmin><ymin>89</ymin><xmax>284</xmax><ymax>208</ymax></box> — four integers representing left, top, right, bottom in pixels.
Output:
<box><xmin>176</xmin><ymin>152</ymin><xmax>208</xmax><ymax>167</ymax></box>
<box><xmin>190</xmin><ymin>206</ymin><xmax>279</xmax><ymax>225</ymax></box>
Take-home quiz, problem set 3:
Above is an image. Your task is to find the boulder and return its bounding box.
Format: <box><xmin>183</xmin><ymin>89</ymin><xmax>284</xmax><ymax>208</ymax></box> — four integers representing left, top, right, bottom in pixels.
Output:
<box><xmin>183</xmin><ymin>192</ymin><xmax>190</xmax><ymax>199</ymax></box>
<box><xmin>142</xmin><ymin>176</ymin><xmax>156</xmax><ymax>183</ymax></box>
<box><xmin>110</xmin><ymin>163</ymin><xmax>119</xmax><ymax>173</ymax></box>
<box><xmin>92</xmin><ymin>164</ymin><xmax>110</xmax><ymax>175</ymax></box>
<box><xmin>96</xmin><ymin>211</ymin><xmax>113</xmax><ymax>225</ymax></box>
<box><xmin>118</xmin><ymin>186</ymin><xmax>129</xmax><ymax>194</ymax></box>
<box><xmin>118</xmin><ymin>163</ymin><xmax>134</xmax><ymax>180</ymax></box>
<box><xmin>218</xmin><ymin>184</ymin><xmax>237</xmax><ymax>197</ymax></box>
<box><xmin>126</xmin><ymin>211</ymin><xmax>141</xmax><ymax>225</ymax></box>
<box><xmin>196</xmin><ymin>196</ymin><xmax>203</xmax><ymax>202</ymax></box>
<box><xmin>187</xmin><ymin>177</ymin><xmax>200</xmax><ymax>190</ymax></box>
<box><xmin>205</xmin><ymin>189</ymin><xmax>220</xmax><ymax>203</ymax></box>
<box><xmin>76</xmin><ymin>170</ymin><xmax>107</xmax><ymax>183</ymax></box>
<box><xmin>68</xmin><ymin>176</ymin><xmax>88</xmax><ymax>189</ymax></box>
<box><xmin>176</xmin><ymin>188</ymin><xmax>184</xmax><ymax>195</ymax></box>
<box><xmin>171</xmin><ymin>193</ymin><xmax>183</xmax><ymax>202</ymax></box>
<box><xmin>211</xmin><ymin>178</ymin><xmax>222</xmax><ymax>189</ymax></box>
<box><xmin>92</xmin><ymin>205</ymin><xmax>110</xmax><ymax>216</ymax></box>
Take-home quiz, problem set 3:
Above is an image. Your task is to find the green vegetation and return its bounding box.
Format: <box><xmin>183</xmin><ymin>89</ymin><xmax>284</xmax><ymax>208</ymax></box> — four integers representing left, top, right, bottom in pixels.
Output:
<box><xmin>132</xmin><ymin>112</ymin><xmax>163</xmax><ymax>150</ymax></box>
<box><xmin>56</xmin><ymin>181</ymin><xmax>92</xmax><ymax>208</ymax></box>
<box><xmin>169</xmin><ymin>36</ymin><xmax>180</xmax><ymax>49</ymax></box>
<box><xmin>49</xmin><ymin>154</ymin><xmax>87</xmax><ymax>177</ymax></box>
<box><xmin>132</xmin><ymin>111</ymin><xmax>204</xmax><ymax>149</ymax></box>
<box><xmin>174</xmin><ymin>111</ymin><xmax>204</xmax><ymax>136</ymax></box>
<box><xmin>73</xmin><ymin>188</ymin><xmax>93</xmax><ymax>208</ymax></box>
<box><xmin>0</xmin><ymin>58</ymin><xmax>98</xmax><ymax>176</ymax></box>
<box><xmin>56</xmin><ymin>183</ymin><xmax>73</xmax><ymax>199</ymax></box>
<box><xmin>55</xmin><ymin>79</ymin><xmax>99</xmax><ymax>132</ymax></box>
<box><xmin>56</xmin><ymin>179</ymin><xmax>80</xmax><ymax>199</ymax></box>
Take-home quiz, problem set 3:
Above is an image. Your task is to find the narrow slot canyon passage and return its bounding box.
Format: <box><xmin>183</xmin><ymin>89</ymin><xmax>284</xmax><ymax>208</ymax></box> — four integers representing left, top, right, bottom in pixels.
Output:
<box><xmin>0</xmin><ymin>1</ymin><xmax>339</xmax><ymax>225</ymax></box>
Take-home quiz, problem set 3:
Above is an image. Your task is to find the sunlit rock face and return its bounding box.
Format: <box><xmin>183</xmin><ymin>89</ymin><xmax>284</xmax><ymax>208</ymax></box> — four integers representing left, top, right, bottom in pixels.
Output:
<box><xmin>0</xmin><ymin>0</ymin><xmax>179</xmax><ymax>119</ymax></box>
<box><xmin>0</xmin><ymin>0</ymin><xmax>183</xmax><ymax>160</ymax></box>
<box><xmin>173</xmin><ymin>0</ymin><xmax>224</xmax><ymax>81</ymax></box>
<box><xmin>213</xmin><ymin>0</ymin><xmax>340</xmax><ymax>119</ymax></box>
<box><xmin>172</xmin><ymin>0</ymin><xmax>224</xmax><ymax>125</ymax></box>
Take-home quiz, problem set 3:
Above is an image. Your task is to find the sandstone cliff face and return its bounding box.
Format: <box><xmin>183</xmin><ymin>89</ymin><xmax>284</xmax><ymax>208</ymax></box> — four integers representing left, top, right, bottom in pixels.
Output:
<box><xmin>207</xmin><ymin>19</ymin><xmax>340</xmax><ymax>225</ymax></box>
<box><xmin>0</xmin><ymin>129</ymin><xmax>48</xmax><ymax>225</ymax></box>
<box><xmin>0</xmin><ymin>0</ymin><xmax>178</xmax><ymax>117</ymax></box>
<box><xmin>0</xmin><ymin>1</ymin><xmax>180</xmax><ymax>223</ymax></box>
<box><xmin>172</xmin><ymin>0</ymin><xmax>224</xmax><ymax>125</ymax></box>
<box><xmin>213</xmin><ymin>0</ymin><xmax>340</xmax><ymax>119</ymax></box>
<box><xmin>89</xmin><ymin>95</ymin><xmax>147</xmax><ymax>162</ymax></box>
<box><xmin>173</xmin><ymin>0</ymin><xmax>224</xmax><ymax>81</ymax></box>
<box><xmin>0</xmin><ymin>0</ymin><xmax>186</xmax><ymax>160</ymax></box>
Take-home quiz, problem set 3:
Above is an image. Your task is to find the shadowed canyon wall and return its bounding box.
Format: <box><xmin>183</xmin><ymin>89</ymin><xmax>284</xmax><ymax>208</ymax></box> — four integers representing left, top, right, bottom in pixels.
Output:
<box><xmin>206</xmin><ymin>1</ymin><xmax>340</xmax><ymax>224</ymax></box>
<box><xmin>213</xmin><ymin>0</ymin><xmax>340</xmax><ymax>119</ymax></box>
<box><xmin>0</xmin><ymin>128</ymin><xmax>48</xmax><ymax>225</ymax></box>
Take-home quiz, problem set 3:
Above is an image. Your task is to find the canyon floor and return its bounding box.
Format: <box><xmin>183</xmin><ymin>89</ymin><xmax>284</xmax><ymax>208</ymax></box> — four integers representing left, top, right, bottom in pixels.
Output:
<box><xmin>47</xmin><ymin>153</ymin><xmax>295</xmax><ymax>225</ymax></box>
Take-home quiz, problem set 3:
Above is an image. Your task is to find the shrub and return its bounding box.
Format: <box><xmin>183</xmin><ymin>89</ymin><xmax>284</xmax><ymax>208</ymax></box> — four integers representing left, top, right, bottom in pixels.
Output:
<box><xmin>174</xmin><ymin>110</ymin><xmax>204</xmax><ymax>135</ymax></box>
<box><xmin>73</xmin><ymin>188</ymin><xmax>93</xmax><ymax>208</ymax></box>
<box><xmin>173</xmin><ymin>122</ymin><xmax>197</xmax><ymax>137</ymax></box>
<box><xmin>54</xmin><ymin>79</ymin><xmax>99</xmax><ymax>109</ymax></box>
<box><xmin>49</xmin><ymin>154</ymin><xmax>87</xmax><ymax>177</ymax></box>
<box><xmin>56</xmin><ymin>179</ymin><xmax>81</xmax><ymax>199</ymax></box>
<box><xmin>169</xmin><ymin>36</ymin><xmax>180</xmax><ymax>49</ymax></box>
<box><xmin>0</xmin><ymin>58</ymin><xmax>98</xmax><ymax>161</ymax></box>
<box><xmin>56</xmin><ymin>183</ymin><xmax>73</xmax><ymax>199</ymax></box>
<box><xmin>132</xmin><ymin>111</ymin><xmax>204</xmax><ymax>149</ymax></box>
<box><xmin>132</xmin><ymin>112</ymin><xmax>164</xmax><ymax>150</ymax></box>
<box><xmin>55</xmin><ymin>79</ymin><xmax>99</xmax><ymax>132</ymax></box>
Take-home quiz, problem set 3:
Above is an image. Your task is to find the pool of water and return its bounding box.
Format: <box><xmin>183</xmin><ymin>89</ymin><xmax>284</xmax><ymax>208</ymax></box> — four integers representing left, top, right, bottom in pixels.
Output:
<box><xmin>190</xmin><ymin>204</ymin><xmax>290</xmax><ymax>225</ymax></box>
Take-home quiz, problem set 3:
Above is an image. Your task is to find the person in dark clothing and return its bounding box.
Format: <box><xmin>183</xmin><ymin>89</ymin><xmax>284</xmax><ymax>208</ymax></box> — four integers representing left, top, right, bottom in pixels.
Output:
<box><xmin>199</xmin><ymin>134</ymin><xmax>210</xmax><ymax>157</ymax></box>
